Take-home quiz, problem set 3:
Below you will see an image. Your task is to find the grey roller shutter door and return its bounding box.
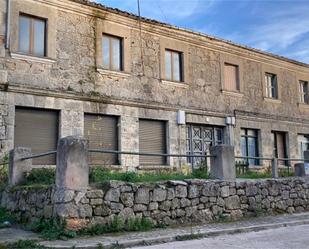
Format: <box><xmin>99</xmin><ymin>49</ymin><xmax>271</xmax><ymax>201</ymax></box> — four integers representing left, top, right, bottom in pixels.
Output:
<box><xmin>139</xmin><ymin>119</ymin><xmax>167</xmax><ymax>165</ymax></box>
<box><xmin>84</xmin><ymin>114</ymin><xmax>118</xmax><ymax>165</ymax></box>
<box><xmin>14</xmin><ymin>107</ymin><xmax>58</xmax><ymax>165</ymax></box>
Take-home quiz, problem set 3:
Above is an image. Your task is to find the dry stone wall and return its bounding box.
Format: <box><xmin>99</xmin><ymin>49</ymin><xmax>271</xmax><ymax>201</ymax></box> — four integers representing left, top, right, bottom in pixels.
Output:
<box><xmin>1</xmin><ymin>178</ymin><xmax>309</xmax><ymax>227</ymax></box>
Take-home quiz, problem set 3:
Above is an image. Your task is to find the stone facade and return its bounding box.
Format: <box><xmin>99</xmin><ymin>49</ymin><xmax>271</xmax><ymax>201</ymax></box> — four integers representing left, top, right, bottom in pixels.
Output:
<box><xmin>0</xmin><ymin>0</ymin><xmax>308</xmax><ymax>169</ymax></box>
<box><xmin>2</xmin><ymin>178</ymin><xmax>309</xmax><ymax>227</ymax></box>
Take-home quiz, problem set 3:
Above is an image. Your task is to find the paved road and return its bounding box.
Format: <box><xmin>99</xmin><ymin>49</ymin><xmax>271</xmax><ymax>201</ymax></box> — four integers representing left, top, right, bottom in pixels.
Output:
<box><xmin>133</xmin><ymin>224</ymin><xmax>309</xmax><ymax>249</ymax></box>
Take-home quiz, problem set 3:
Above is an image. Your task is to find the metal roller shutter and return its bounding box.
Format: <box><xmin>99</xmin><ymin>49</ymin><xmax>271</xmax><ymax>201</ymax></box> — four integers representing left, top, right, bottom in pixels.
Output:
<box><xmin>14</xmin><ymin>107</ymin><xmax>59</xmax><ymax>165</ymax></box>
<box><xmin>84</xmin><ymin>114</ymin><xmax>118</xmax><ymax>165</ymax></box>
<box><xmin>139</xmin><ymin>119</ymin><xmax>167</xmax><ymax>165</ymax></box>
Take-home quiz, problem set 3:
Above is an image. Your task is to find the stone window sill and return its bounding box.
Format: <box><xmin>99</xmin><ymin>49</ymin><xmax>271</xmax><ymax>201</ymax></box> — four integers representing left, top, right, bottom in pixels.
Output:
<box><xmin>10</xmin><ymin>52</ymin><xmax>56</xmax><ymax>64</ymax></box>
<box><xmin>298</xmin><ymin>103</ymin><xmax>309</xmax><ymax>109</ymax></box>
<box><xmin>222</xmin><ymin>90</ymin><xmax>244</xmax><ymax>97</ymax></box>
<box><xmin>96</xmin><ymin>68</ymin><xmax>131</xmax><ymax>78</ymax></box>
<box><xmin>264</xmin><ymin>97</ymin><xmax>281</xmax><ymax>104</ymax></box>
<box><xmin>161</xmin><ymin>80</ymin><xmax>189</xmax><ymax>88</ymax></box>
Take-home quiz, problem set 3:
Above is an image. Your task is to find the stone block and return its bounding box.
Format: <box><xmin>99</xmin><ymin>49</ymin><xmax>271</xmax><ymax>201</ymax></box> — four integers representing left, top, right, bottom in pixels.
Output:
<box><xmin>9</xmin><ymin>147</ymin><xmax>32</xmax><ymax>186</ymax></box>
<box><xmin>56</xmin><ymin>136</ymin><xmax>89</xmax><ymax>191</ymax></box>
<box><xmin>295</xmin><ymin>163</ymin><xmax>306</xmax><ymax>177</ymax></box>
<box><xmin>210</xmin><ymin>145</ymin><xmax>235</xmax><ymax>181</ymax></box>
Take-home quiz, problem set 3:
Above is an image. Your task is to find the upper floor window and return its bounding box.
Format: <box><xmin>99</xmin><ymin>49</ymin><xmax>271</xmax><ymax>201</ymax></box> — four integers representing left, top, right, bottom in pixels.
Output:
<box><xmin>299</xmin><ymin>80</ymin><xmax>309</xmax><ymax>104</ymax></box>
<box><xmin>102</xmin><ymin>34</ymin><xmax>123</xmax><ymax>71</ymax></box>
<box><xmin>165</xmin><ymin>49</ymin><xmax>183</xmax><ymax>82</ymax></box>
<box><xmin>18</xmin><ymin>14</ymin><xmax>46</xmax><ymax>57</ymax></box>
<box><xmin>224</xmin><ymin>63</ymin><xmax>240</xmax><ymax>92</ymax></box>
<box><xmin>265</xmin><ymin>73</ymin><xmax>278</xmax><ymax>99</ymax></box>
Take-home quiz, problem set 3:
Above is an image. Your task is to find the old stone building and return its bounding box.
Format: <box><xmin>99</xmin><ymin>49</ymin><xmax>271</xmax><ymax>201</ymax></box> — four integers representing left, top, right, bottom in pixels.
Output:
<box><xmin>0</xmin><ymin>0</ymin><xmax>308</xmax><ymax>170</ymax></box>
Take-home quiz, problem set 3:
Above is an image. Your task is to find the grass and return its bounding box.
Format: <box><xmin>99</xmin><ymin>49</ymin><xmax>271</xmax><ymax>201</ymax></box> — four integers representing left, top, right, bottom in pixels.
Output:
<box><xmin>237</xmin><ymin>170</ymin><xmax>272</xmax><ymax>179</ymax></box>
<box><xmin>79</xmin><ymin>216</ymin><xmax>153</xmax><ymax>236</ymax></box>
<box><xmin>89</xmin><ymin>167</ymin><xmax>209</xmax><ymax>184</ymax></box>
<box><xmin>0</xmin><ymin>240</ymin><xmax>47</xmax><ymax>249</ymax></box>
<box><xmin>30</xmin><ymin>218</ymin><xmax>76</xmax><ymax>241</ymax></box>
<box><xmin>30</xmin><ymin>216</ymin><xmax>154</xmax><ymax>240</ymax></box>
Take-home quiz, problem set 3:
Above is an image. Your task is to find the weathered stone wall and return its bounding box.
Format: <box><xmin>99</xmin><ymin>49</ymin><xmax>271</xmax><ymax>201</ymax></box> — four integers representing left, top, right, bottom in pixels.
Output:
<box><xmin>2</xmin><ymin>178</ymin><xmax>309</xmax><ymax>227</ymax></box>
<box><xmin>0</xmin><ymin>0</ymin><xmax>308</xmax><ymax>166</ymax></box>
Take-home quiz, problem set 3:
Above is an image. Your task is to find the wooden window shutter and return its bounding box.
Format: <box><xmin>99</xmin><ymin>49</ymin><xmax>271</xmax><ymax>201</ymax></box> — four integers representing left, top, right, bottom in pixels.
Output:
<box><xmin>224</xmin><ymin>63</ymin><xmax>239</xmax><ymax>91</ymax></box>
<box><xmin>84</xmin><ymin>114</ymin><xmax>118</xmax><ymax>165</ymax></box>
<box><xmin>139</xmin><ymin>119</ymin><xmax>167</xmax><ymax>165</ymax></box>
<box><xmin>14</xmin><ymin>107</ymin><xmax>59</xmax><ymax>165</ymax></box>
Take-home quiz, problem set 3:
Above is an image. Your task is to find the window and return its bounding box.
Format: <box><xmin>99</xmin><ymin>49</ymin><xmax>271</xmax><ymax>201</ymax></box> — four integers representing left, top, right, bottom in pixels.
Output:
<box><xmin>241</xmin><ymin>129</ymin><xmax>259</xmax><ymax>165</ymax></box>
<box><xmin>265</xmin><ymin>73</ymin><xmax>278</xmax><ymax>99</ymax></box>
<box><xmin>186</xmin><ymin>125</ymin><xmax>224</xmax><ymax>166</ymax></box>
<box><xmin>84</xmin><ymin>114</ymin><xmax>119</xmax><ymax>165</ymax></box>
<box><xmin>299</xmin><ymin>80</ymin><xmax>309</xmax><ymax>104</ymax></box>
<box><xmin>18</xmin><ymin>14</ymin><xmax>46</xmax><ymax>57</ymax></box>
<box><xmin>273</xmin><ymin>131</ymin><xmax>288</xmax><ymax>166</ymax></box>
<box><xmin>165</xmin><ymin>49</ymin><xmax>183</xmax><ymax>82</ymax></box>
<box><xmin>102</xmin><ymin>34</ymin><xmax>123</xmax><ymax>71</ymax></box>
<box><xmin>224</xmin><ymin>63</ymin><xmax>240</xmax><ymax>91</ymax></box>
<box><xmin>14</xmin><ymin>107</ymin><xmax>58</xmax><ymax>165</ymax></box>
<box><xmin>298</xmin><ymin>134</ymin><xmax>309</xmax><ymax>159</ymax></box>
<box><xmin>139</xmin><ymin>119</ymin><xmax>167</xmax><ymax>165</ymax></box>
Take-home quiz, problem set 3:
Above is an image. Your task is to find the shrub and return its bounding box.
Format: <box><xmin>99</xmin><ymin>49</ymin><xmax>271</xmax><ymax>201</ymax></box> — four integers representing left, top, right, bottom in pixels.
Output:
<box><xmin>0</xmin><ymin>207</ymin><xmax>16</xmax><ymax>228</ymax></box>
<box><xmin>24</xmin><ymin>168</ymin><xmax>55</xmax><ymax>185</ymax></box>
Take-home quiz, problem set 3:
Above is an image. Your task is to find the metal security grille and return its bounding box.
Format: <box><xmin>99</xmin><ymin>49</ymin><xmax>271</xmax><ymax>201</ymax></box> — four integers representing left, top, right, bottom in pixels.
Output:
<box><xmin>139</xmin><ymin>119</ymin><xmax>167</xmax><ymax>165</ymax></box>
<box><xmin>14</xmin><ymin>107</ymin><xmax>58</xmax><ymax>165</ymax></box>
<box><xmin>84</xmin><ymin>114</ymin><xmax>119</xmax><ymax>165</ymax></box>
<box><xmin>186</xmin><ymin>125</ymin><xmax>223</xmax><ymax>167</ymax></box>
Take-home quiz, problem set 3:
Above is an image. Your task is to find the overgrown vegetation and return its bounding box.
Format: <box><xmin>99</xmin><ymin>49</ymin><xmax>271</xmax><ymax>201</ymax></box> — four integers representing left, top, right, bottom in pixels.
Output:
<box><xmin>0</xmin><ymin>207</ymin><xmax>15</xmax><ymax>229</ymax></box>
<box><xmin>89</xmin><ymin>167</ymin><xmax>209</xmax><ymax>184</ymax></box>
<box><xmin>237</xmin><ymin>170</ymin><xmax>272</xmax><ymax>179</ymax></box>
<box><xmin>29</xmin><ymin>216</ymin><xmax>154</xmax><ymax>240</ymax></box>
<box><xmin>0</xmin><ymin>154</ymin><xmax>9</xmax><ymax>191</ymax></box>
<box><xmin>79</xmin><ymin>217</ymin><xmax>153</xmax><ymax>236</ymax></box>
<box><xmin>30</xmin><ymin>218</ymin><xmax>76</xmax><ymax>240</ymax></box>
<box><xmin>0</xmin><ymin>240</ymin><xmax>47</xmax><ymax>249</ymax></box>
<box><xmin>24</xmin><ymin>168</ymin><xmax>55</xmax><ymax>185</ymax></box>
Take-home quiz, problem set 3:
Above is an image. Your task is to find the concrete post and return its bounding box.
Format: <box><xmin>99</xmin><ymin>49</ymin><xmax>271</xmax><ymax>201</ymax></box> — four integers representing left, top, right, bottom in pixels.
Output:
<box><xmin>271</xmin><ymin>158</ymin><xmax>279</xmax><ymax>178</ymax></box>
<box><xmin>9</xmin><ymin>147</ymin><xmax>32</xmax><ymax>186</ymax></box>
<box><xmin>210</xmin><ymin>145</ymin><xmax>235</xmax><ymax>181</ymax></box>
<box><xmin>56</xmin><ymin>136</ymin><xmax>89</xmax><ymax>191</ymax></box>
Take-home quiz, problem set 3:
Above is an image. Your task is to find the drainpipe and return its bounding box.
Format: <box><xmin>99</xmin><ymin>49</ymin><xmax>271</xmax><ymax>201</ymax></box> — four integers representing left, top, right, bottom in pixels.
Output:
<box><xmin>5</xmin><ymin>0</ymin><xmax>11</xmax><ymax>49</ymax></box>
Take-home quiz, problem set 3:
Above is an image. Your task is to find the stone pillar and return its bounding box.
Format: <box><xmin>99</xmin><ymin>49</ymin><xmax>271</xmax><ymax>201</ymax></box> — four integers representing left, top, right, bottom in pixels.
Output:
<box><xmin>210</xmin><ymin>145</ymin><xmax>235</xmax><ymax>181</ymax></box>
<box><xmin>56</xmin><ymin>136</ymin><xmax>89</xmax><ymax>191</ymax></box>
<box><xmin>271</xmin><ymin>158</ymin><xmax>279</xmax><ymax>178</ymax></box>
<box><xmin>295</xmin><ymin>163</ymin><xmax>306</xmax><ymax>177</ymax></box>
<box><xmin>9</xmin><ymin>147</ymin><xmax>32</xmax><ymax>186</ymax></box>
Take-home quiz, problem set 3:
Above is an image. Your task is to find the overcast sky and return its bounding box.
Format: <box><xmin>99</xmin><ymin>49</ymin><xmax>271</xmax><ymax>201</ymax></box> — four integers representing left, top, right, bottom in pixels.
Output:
<box><xmin>95</xmin><ymin>0</ymin><xmax>309</xmax><ymax>64</ymax></box>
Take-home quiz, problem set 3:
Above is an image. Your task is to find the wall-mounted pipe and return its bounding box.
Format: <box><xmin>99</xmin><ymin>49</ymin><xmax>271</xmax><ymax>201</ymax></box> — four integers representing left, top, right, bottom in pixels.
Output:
<box><xmin>5</xmin><ymin>0</ymin><xmax>11</xmax><ymax>49</ymax></box>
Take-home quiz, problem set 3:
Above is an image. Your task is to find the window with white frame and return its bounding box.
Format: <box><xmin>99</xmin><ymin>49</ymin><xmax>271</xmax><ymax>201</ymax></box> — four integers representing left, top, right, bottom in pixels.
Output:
<box><xmin>265</xmin><ymin>73</ymin><xmax>278</xmax><ymax>99</ymax></box>
<box><xmin>165</xmin><ymin>49</ymin><xmax>183</xmax><ymax>82</ymax></box>
<box><xmin>299</xmin><ymin>80</ymin><xmax>309</xmax><ymax>104</ymax></box>
<box><xmin>102</xmin><ymin>34</ymin><xmax>123</xmax><ymax>71</ymax></box>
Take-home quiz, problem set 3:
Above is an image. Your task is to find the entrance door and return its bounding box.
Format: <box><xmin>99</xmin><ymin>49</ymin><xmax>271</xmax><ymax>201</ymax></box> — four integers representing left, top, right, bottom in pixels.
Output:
<box><xmin>186</xmin><ymin>125</ymin><xmax>223</xmax><ymax>167</ymax></box>
<box><xmin>273</xmin><ymin>131</ymin><xmax>288</xmax><ymax>166</ymax></box>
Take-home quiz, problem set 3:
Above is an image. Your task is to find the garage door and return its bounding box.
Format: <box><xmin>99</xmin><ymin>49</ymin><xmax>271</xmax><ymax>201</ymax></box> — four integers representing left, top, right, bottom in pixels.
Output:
<box><xmin>14</xmin><ymin>107</ymin><xmax>59</xmax><ymax>165</ymax></box>
<box><xmin>84</xmin><ymin>114</ymin><xmax>118</xmax><ymax>165</ymax></box>
<box><xmin>139</xmin><ymin>119</ymin><xmax>167</xmax><ymax>165</ymax></box>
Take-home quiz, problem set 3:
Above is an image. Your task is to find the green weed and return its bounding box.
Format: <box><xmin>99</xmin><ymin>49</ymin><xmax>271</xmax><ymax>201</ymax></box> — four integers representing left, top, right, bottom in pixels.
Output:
<box><xmin>0</xmin><ymin>240</ymin><xmax>47</xmax><ymax>249</ymax></box>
